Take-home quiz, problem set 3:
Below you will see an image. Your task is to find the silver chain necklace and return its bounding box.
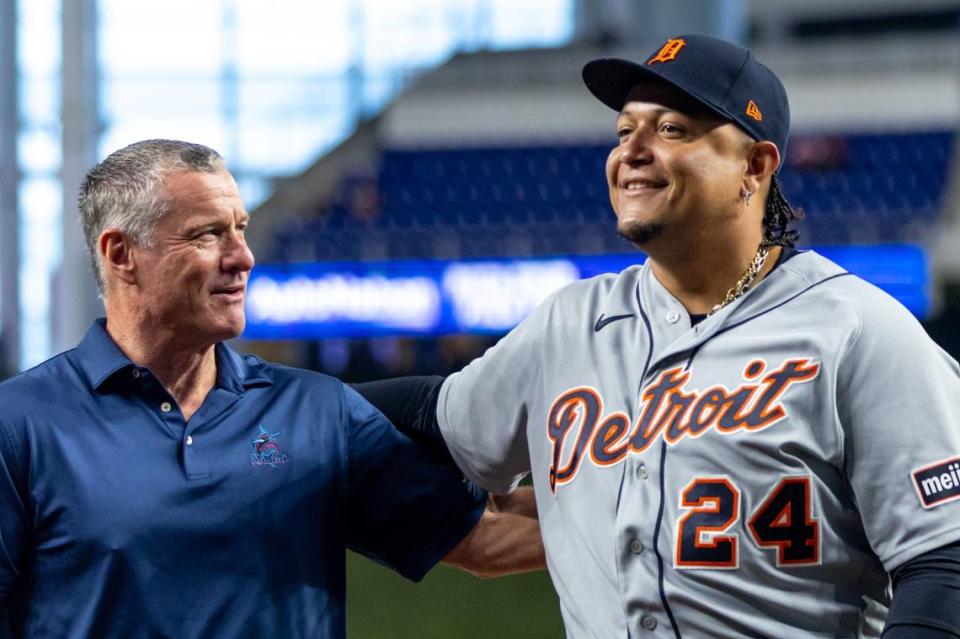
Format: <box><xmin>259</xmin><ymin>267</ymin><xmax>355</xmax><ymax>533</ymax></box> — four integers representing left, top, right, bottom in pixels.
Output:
<box><xmin>708</xmin><ymin>244</ymin><xmax>770</xmax><ymax>316</ymax></box>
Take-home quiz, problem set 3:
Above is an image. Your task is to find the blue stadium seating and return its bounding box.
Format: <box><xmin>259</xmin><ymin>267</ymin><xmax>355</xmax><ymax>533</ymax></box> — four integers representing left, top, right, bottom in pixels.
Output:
<box><xmin>268</xmin><ymin>131</ymin><xmax>954</xmax><ymax>262</ymax></box>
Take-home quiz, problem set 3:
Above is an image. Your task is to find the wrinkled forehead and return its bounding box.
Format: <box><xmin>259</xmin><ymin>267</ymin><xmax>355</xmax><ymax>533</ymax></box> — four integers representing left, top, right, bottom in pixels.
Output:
<box><xmin>155</xmin><ymin>169</ymin><xmax>246</xmax><ymax>224</ymax></box>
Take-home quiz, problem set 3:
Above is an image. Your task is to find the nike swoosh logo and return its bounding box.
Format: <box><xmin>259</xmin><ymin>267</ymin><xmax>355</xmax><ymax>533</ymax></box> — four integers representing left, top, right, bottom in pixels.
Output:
<box><xmin>594</xmin><ymin>313</ymin><xmax>635</xmax><ymax>332</ymax></box>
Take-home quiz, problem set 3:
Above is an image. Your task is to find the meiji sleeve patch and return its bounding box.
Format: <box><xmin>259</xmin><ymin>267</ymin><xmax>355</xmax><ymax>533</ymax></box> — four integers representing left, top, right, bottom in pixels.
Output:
<box><xmin>913</xmin><ymin>457</ymin><xmax>960</xmax><ymax>508</ymax></box>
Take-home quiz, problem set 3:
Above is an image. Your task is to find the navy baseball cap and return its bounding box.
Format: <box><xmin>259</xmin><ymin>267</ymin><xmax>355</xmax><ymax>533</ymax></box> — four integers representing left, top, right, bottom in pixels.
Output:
<box><xmin>582</xmin><ymin>34</ymin><xmax>790</xmax><ymax>158</ymax></box>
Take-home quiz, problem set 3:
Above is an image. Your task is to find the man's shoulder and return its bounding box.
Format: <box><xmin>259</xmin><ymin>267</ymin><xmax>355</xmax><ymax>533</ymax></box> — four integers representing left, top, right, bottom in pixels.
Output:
<box><xmin>776</xmin><ymin>249</ymin><xmax>901</xmax><ymax>313</ymax></box>
<box><xmin>0</xmin><ymin>350</ymin><xmax>85</xmax><ymax>433</ymax></box>
<box><xmin>788</xmin><ymin>251</ymin><xmax>910</xmax><ymax>313</ymax></box>
<box><xmin>777</xmin><ymin>249</ymin><xmax>846</xmax><ymax>284</ymax></box>
<box><xmin>540</xmin><ymin>265</ymin><xmax>641</xmax><ymax>314</ymax></box>
<box><xmin>556</xmin><ymin>265</ymin><xmax>640</xmax><ymax>297</ymax></box>
<box><xmin>782</xmin><ymin>250</ymin><xmax>934</xmax><ymax>352</ymax></box>
<box><xmin>480</xmin><ymin>266</ymin><xmax>642</xmax><ymax>346</ymax></box>
<box><xmin>241</xmin><ymin>355</ymin><xmax>349</xmax><ymax>400</ymax></box>
<box><xmin>247</xmin><ymin>358</ymin><xmax>391</xmax><ymax>428</ymax></box>
<box><xmin>0</xmin><ymin>349</ymin><xmax>81</xmax><ymax>401</ymax></box>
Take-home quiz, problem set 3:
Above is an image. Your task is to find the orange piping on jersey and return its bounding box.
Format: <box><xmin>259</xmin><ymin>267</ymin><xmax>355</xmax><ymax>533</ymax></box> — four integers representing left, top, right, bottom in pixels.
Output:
<box><xmin>665</xmin><ymin>386</ymin><xmax>728</xmax><ymax>443</ymax></box>
<box><xmin>738</xmin><ymin>359</ymin><xmax>820</xmax><ymax>430</ymax></box>
<box><xmin>743</xmin><ymin>359</ymin><xmax>766</xmax><ymax>379</ymax></box>
<box><xmin>547</xmin><ymin>386</ymin><xmax>602</xmax><ymax>492</ymax></box>
<box><xmin>628</xmin><ymin>368</ymin><xmax>690</xmax><ymax>454</ymax></box>
<box><xmin>716</xmin><ymin>385</ymin><xmax>760</xmax><ymax>430</ymax></box>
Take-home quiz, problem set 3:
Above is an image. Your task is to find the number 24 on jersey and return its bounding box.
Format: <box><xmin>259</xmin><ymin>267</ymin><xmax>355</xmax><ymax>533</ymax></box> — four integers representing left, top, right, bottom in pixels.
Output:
<box><xmin>675</xmin><ymin>476</ymin><xmax>820</xmax><ymax>569</ymax></box>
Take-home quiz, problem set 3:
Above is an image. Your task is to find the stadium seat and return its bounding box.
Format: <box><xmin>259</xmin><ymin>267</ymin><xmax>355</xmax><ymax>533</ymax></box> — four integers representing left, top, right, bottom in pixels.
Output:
<box><xmin>267</xmin><ymin>131</ymin><xmax>954</xmax><ymax>263</ymax></box>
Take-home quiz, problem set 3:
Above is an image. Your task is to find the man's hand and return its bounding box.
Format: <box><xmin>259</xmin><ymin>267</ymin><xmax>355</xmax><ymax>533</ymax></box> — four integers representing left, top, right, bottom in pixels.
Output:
<box><xmin>442</xmin><ymin>487</ymin><xmax>544</xmax><ymax>578</ymax></box>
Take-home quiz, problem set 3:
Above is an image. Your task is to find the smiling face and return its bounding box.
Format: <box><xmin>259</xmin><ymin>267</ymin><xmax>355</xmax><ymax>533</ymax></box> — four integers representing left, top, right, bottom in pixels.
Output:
<box><xmin>130</xmin><ymin>169</ymin><xmax>254</xmax><ymax>344</ymax></box>
<box><xmin>605</xmin><ymin>81</ymin><xmax>755</xmax><ymax>248</ymax></box>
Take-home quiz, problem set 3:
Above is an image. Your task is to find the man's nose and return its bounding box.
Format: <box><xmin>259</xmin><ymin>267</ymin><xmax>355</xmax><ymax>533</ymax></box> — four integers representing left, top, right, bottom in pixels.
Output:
<box><xmin>619</xmin><ymin>128</ymin><xmax>654</xmax><ymax>165</ymax></box>
<box><xmin>223</xmin><ymin>233</ymin><xmax>255</xmax><ymax>272</ymax></box>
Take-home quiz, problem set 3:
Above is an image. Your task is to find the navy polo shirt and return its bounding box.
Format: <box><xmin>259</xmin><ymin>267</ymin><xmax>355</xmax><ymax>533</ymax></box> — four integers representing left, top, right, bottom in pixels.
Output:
<box><xmin>0</xmin><ymin>320</ymin><xmax>485</xmax><ymax>638</ymax></box>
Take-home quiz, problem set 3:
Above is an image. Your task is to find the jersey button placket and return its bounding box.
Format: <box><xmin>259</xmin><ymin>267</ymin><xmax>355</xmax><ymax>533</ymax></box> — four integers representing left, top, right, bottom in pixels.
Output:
<box><xmin>641</xmin><ymin>615</ymin><xmax>657</xmax><ymax>631</ymax></box>
<box><xmin>182</xmin><ymin>425</ymin><xmax>210</xmax><ymax>480</ymax></box>
<box><xmin>182</xmin><ymin>428</ymin><xmax>204</xmax><ymax>479</ymax></box>
<box><xmin>629</xmin><ymin>540</ymin><xmax>644</xmax><ymax>555</ymax></box>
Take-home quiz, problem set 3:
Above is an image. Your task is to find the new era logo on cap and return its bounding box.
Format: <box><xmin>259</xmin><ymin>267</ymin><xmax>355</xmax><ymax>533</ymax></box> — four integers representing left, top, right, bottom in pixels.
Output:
<box><xmin>746</xmin><ymin>100</ymin><xmax>763</xmax><ymax>122</ymax></box>
<box><xmin>912</xmin><ymin>456</ymin><xmax>960</xmax><ymax>508</ymax></box>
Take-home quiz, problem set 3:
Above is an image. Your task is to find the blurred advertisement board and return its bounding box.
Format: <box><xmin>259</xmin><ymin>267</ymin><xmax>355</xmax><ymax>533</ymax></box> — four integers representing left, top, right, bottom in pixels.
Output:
<box><xmin>244</xmin><ymin>244</ymin><xmax>927</xmax><ymax>339</ymax></box>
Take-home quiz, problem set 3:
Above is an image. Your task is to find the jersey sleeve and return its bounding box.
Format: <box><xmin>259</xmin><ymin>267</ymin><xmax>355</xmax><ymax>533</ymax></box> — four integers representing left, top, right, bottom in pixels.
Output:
<box><xmin>341</xmin><ymin>384</ymin><xmax>485</xmax><ymax>582</ymax></box>
<box><xmin>837</xmin><ymin>287</ymin><xmax>960</xmax><ymax>571</ymax></box>
<box><xmin>0</xmin><ymin>416</ymin><xmax>28</xmax><ymax>602</ymax></box>
<box><xmin>437</xmin><ymin>293</ymin><xmax>555</xmax><ymax>494</ymax></box>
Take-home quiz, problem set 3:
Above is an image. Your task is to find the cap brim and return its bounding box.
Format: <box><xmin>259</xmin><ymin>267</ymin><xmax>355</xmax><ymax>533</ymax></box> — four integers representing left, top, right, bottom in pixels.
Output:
<box><xmin>583</xmin><ymin>58</ymin><xmax>664</xmax><ymax>112</ymax></box>
<box><xmin>581</xmin><ymin>58</ymin><xmax>742</xmax><ymax>134</ymax></box>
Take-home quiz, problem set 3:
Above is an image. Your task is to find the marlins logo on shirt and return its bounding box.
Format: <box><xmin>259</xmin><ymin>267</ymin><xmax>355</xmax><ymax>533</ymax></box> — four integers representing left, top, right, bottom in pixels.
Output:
<box><xmin>250</xmin><ymin>425</ymin><xmax>290</xmax><ymax>468</ymax></box>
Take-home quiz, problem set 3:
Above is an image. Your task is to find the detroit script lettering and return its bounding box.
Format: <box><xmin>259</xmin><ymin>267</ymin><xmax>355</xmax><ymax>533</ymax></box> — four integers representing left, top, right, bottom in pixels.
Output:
<box><xmin>547</xmin><ymin>358</ymin><xmax>820</xmax><ymax>492</ymax></box>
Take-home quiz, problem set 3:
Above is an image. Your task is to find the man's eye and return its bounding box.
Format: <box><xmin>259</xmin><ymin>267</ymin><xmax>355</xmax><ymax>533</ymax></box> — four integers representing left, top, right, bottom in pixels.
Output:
<box><xmin>617</xmin><ymin>128</ymin><xmax>632</xmax><ymax>140</ymax></box>
<box><xmin>660</xmin><ymin>123</ymin><xmax>683</xmax><ymax>135</ymax></box>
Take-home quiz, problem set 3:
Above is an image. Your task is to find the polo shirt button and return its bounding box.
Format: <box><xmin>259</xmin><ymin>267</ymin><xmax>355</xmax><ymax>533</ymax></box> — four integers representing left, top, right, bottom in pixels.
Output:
<box><xmin>637</xmin><ymin>463</ymin><xmax>649</xmax><ymax>479</ymax></box>
<box><xmin>185</xmin><ymin>435</ymin><xmax>193</xmax><ymax>446</ymax></box>
<box><xmin>666</xmin><ymin>310</ymin><xmax>680</xmax><ymax>324</ymax></box>
<box><xmin>131</xmin><ymin>369</ymin><xmax>141</xmax><ymax>379</ymax></box>
<box><xmin>641</xmin><ymin>615</ymin><xmax>657</xmax><ymax>630</ymax></box>
<box><xmin>160</xmin><ymin>402</ymin><xmax>172</xmax><ymax>413</ymax></box>
<box><xmin>629</xmin><ymin>540</ymin><xmax>644</xmax><ymax>555</ymax></box>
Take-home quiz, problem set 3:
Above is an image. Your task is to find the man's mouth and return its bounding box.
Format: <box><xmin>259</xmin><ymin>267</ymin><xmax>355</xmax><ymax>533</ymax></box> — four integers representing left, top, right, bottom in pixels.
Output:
<box><xmin>621</xmin><ymin>178</ymin><xmax>667</xmax><ymax>191</ymax></box>
<box><xmin>212</xmin><ymin>285</ymin><xmax>246</xmax><ymax>300</ymax></box>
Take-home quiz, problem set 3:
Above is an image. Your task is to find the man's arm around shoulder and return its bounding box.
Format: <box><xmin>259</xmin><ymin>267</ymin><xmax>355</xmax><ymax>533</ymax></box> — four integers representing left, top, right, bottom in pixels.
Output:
<box><xmin>443</xmin><ymin>487</ymin><xmax>544</xmax><ymax>579</ymax></box>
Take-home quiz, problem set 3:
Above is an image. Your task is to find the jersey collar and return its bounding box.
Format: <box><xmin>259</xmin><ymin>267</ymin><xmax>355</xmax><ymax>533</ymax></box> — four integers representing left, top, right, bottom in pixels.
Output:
<box><xmin>636</xmin><ymin>250</ymin><xmax>847</xmax><ymax>366</ymax></box>
<box><xmin>592</xmin><ymin>248</ymin><xmax>801</xmax><ymax>331</ymax></box>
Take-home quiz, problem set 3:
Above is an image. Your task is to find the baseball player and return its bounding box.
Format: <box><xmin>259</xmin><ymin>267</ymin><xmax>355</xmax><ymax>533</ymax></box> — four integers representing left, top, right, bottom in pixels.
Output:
<box><xmin>355</xmin><ymin>34</ymin><xmax>960</xmax><ymax>637</ymax></box>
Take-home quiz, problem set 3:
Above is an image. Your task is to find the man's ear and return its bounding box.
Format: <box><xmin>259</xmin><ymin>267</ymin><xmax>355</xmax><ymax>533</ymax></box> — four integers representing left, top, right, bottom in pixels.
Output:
<box><xmin>99</xmin><ymin>229</ymin><xmax>138</xmax><ymax>287</ymax></box>
<box><xmin>742</xmin><ymin>140</ymin><xmax>781</xmax><ymax>200</ymax></box>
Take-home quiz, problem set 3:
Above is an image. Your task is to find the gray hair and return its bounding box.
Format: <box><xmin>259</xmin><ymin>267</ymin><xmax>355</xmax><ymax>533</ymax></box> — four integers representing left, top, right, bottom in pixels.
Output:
<box><xmin>78</xmin><ymin>139</ymin><xmax>227</xmax><ymax>293</ymax></box>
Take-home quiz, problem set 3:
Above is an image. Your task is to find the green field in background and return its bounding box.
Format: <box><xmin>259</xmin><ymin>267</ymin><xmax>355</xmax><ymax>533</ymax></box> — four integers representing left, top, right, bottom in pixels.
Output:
<box><xmin>346</xmin><ymin>551</ymin><xmax>564</xmax><ymax>638</ymax></box>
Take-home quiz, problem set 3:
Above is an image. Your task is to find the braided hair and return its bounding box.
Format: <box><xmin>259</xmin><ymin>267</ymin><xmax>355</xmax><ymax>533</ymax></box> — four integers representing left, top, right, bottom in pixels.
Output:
<box><xmin>761</xmin><ymin>175</ymin><xmax>802</xmax><ymax>248</ymax></box>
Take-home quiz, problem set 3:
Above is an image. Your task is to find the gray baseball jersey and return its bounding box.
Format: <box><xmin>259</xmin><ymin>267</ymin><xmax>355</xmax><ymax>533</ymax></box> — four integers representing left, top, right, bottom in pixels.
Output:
<box><xmin>437</xmin><ymin>249</ymin><xmax>960</xmax><ymax>638</ymax></box>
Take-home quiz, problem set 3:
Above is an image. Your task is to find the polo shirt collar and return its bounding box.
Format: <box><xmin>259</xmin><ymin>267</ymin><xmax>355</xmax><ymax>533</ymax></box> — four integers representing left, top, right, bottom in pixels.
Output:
<box><xmin>76</xmin><ymin>319</ymin><xmax>137</xmax><ymax>390</ymax></box>
<box><xmin>77</xmin><ymin>319</ymin><xmax>273</xmax><ymax>392</ymax></box>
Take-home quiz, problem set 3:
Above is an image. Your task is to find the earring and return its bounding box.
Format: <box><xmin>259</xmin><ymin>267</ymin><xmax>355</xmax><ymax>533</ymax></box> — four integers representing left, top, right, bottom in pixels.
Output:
<box><xmin>741</xmin><ymin>187</ymin><xmax>753</xmax><ymax>207</ymax></box>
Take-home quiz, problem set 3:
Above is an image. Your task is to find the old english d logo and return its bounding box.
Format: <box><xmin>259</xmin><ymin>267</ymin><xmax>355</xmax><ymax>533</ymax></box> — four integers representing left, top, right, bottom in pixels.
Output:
<box><xmin>647</xmin><ymin>38</ymin><xmax>686</xmax><ymax>65</ymax></box>
<box><xmin>746</xmin><ymin>100</ymin><xmax>763</xmax><ymax>121</ymax></box>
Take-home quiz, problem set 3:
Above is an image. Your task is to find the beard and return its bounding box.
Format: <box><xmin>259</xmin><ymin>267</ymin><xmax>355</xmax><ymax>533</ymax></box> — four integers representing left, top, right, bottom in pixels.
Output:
<box><xmin>617</xmin><ymin>219</ymin><xmax>665</xmax><ymax>246</ymax></box>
